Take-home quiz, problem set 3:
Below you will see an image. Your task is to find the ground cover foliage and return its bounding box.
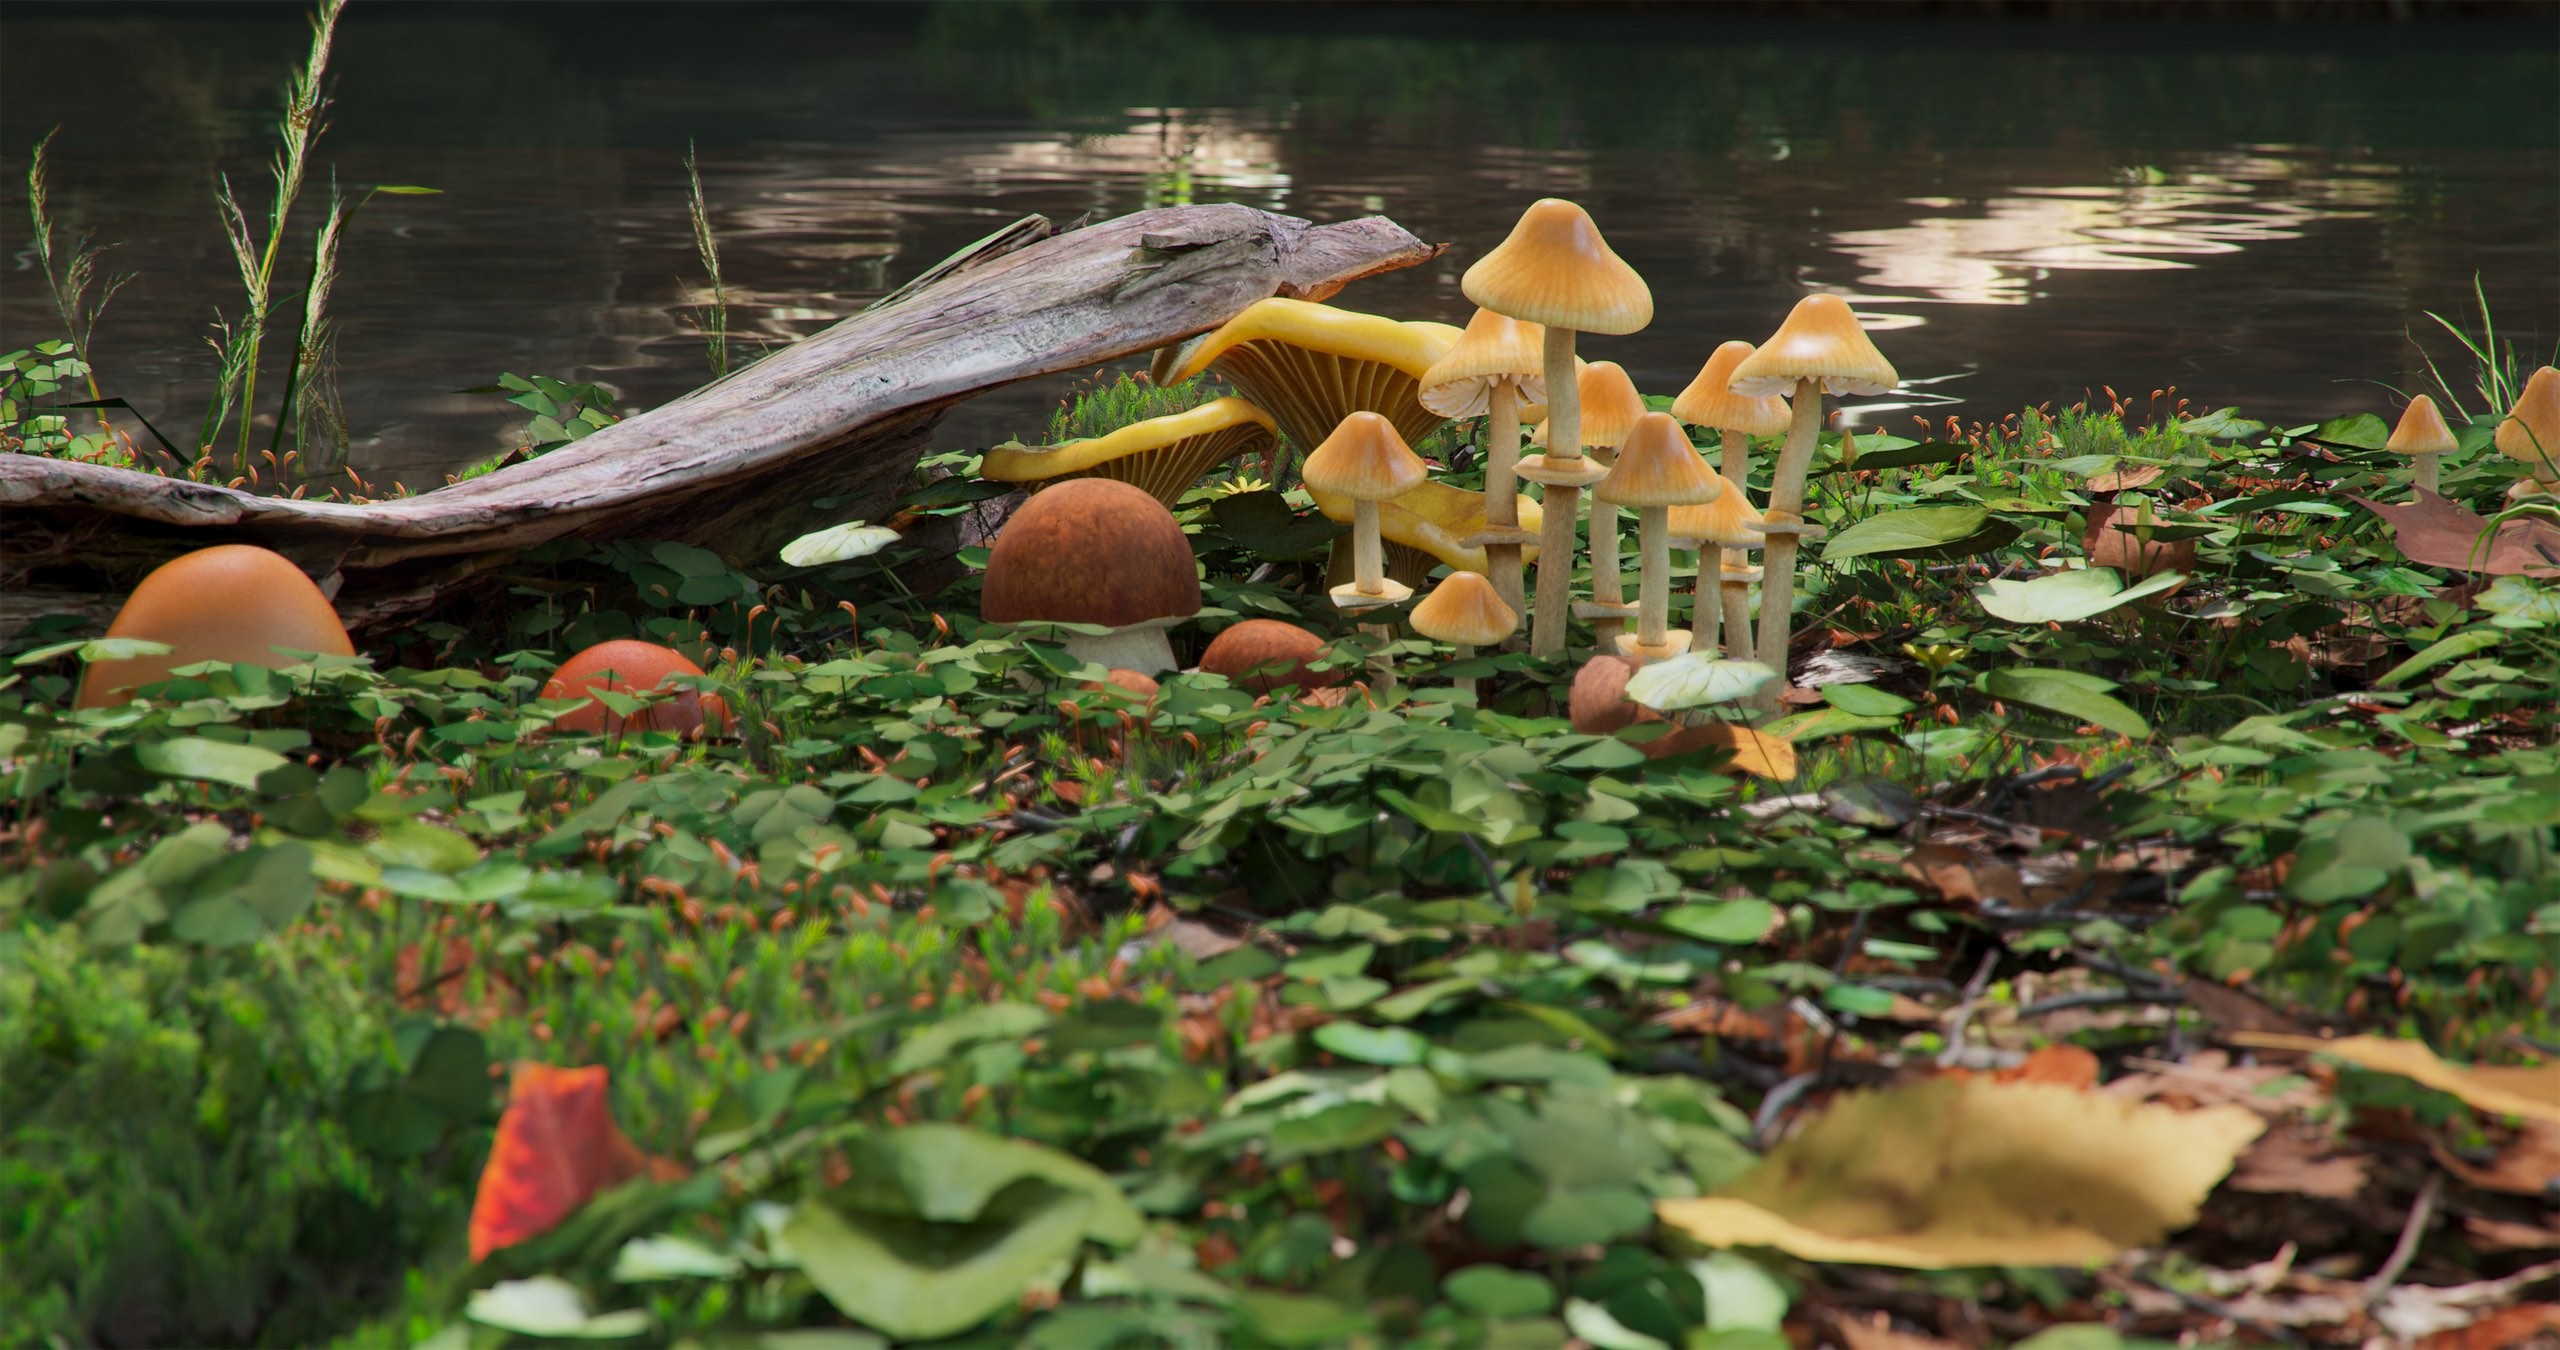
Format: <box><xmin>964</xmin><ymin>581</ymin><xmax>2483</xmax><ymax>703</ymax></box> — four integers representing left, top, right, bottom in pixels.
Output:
<box><xmin>5</xmin><ymin>366</ymin><xmax>2560</xmax><ymax>1348</ymax></box>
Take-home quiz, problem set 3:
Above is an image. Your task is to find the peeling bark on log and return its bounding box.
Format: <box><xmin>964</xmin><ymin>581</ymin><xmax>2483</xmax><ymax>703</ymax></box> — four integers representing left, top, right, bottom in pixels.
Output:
<box><xmin>1</xmin><ymin>205</ymin><xmax>1437</xmax><ymax>638</ymax></box>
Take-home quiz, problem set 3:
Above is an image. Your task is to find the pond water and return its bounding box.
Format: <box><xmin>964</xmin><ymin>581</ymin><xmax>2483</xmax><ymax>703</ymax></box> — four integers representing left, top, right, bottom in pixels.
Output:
<box><xmin>5</xmin><ymin>3</ymin><xmax>2555</xmax><ymax>492</ymax></box>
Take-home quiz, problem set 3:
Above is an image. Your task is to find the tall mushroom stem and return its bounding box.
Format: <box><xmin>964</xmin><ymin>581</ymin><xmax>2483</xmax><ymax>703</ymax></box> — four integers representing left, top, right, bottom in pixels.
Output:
<box><xmin>1718</xmin><ymin>427</ymin><xmax>1754</xmax><ymax>660</ymax></box>
<box><xmin>1752</xmin><ymin>376</ymin><xmax>1825</xmax><ymax>711</ymax></box>
<box><xmin>1589</xmin><ymin>451</ymin><xmax>1627</xmax><ymax>647</ymax></box>
<box><xmin>1530</xmin><ymin>324</ymin><xmax>1582</xmax><ymax>658</ymax></box>
<box><xmin>1688</xmin><ymin>544</ymin><xmax>1720</xmax><ymax>659</ymax></box>
<box><xmin>1451</xmin><ymin>644</ymin><xmax>1479</xmax><ymax>703</ymax></box>
<box><xmin>1353</xmin><ymin>498</ymin><xmax>1386</xmax><ymax>595</ymax></box>
<box><xmin>1485</xmin><ymin>380</ymin><xmax>1528</xmax><ymax>622</ymax></box>
<box><xmin>2412</xmin><ymin>455</ymin><xmax>2440</xmax><ymax>496</ymax></box>
<box><xmin>1636</xmin><ymin>505</ymin><xmax>1672</xmax><ymax>650</ymax></box>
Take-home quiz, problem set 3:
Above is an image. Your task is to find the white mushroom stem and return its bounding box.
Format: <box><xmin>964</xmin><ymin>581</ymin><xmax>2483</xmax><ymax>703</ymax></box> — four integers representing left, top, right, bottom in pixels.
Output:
<box><xmin>1451</xmin><ymin>644</ymin><xmax>1478</xmax><ymax>703</ymax></box>
<box><xmin>1531</xmin><ymin>324</ymin><xmax>1582</xmax><ymax>658</ymax></box>
<box><xmin>1721</xmin><ymin>577</ymin><xmax>1750</xmax><ymax>661</ymax></box>
<box><xmin>1687</xmin><ymin>545</ymin><xmax>1719</xmax><ymax>658</ymax></box>
<box><xmin>1590</xmin><ymin>448</ymin><xmax>1627</xmax><ymax>644</ymax></box>
<box><xmin>1063</xmin><ymin>623</ymin><xmax>1179</xmax><ymax>676</ymax></box>
<box><xmin>1718</xmin><ymin>427</ymin><xmax>1754</xmax><ymax>661</ymax></box>
<box><xmin>1752</xmin><ymin>376</ymin><xmax>1825</xmax><ymax>711</ymax></box>
<box><xmin>2412</xmin><ymin>454</ymin><xmax>2440</xmax><ymax>496</ymax></box>
<box><xmin>1636</xmin><ymin>505</ymin><xmax>1672</xmax><ymax>649</ymax></box>
<box><xmin>1353</xmin><ymin>498</ymin><xmax>1386</xmax><ymax>595</ymax></box>
<box><xmin>1485</xmin><ymin>379</ymin><xmax>1528</xmax><ymax>621</ymax></box>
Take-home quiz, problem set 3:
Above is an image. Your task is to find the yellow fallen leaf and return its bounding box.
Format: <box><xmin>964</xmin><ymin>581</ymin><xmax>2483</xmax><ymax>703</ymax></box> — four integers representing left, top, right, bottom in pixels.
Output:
<box><xmin>1656</xmin><ymin>1077</ymin><xmax>2264</xmax><ymax>1269</ymax></box>
<box><xmin>2228</xmin><ymin>1033</ymin><xmax>2560</xmax><ymax>1125</ymax></box>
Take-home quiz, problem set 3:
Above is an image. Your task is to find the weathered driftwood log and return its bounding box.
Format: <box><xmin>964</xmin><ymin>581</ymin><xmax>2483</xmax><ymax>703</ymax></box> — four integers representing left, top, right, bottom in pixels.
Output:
<box><xmin>1</xmin><ymin>205</ymin><xmax>1436</xmax><ymax>638</ymax></box>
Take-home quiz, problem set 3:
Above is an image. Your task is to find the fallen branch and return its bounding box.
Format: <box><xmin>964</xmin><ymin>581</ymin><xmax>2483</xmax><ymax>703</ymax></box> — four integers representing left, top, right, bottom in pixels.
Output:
<box><xmin>1</xmin><ymin>205</ymin><xmax>1438</xmax><ymax>637</ymax></box>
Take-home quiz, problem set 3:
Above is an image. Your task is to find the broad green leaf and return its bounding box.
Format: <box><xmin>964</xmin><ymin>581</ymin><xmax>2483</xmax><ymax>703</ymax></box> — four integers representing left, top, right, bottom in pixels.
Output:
<box><xmin>844</xmin><ymin>1123</ymin><xmax>1141</xmax><ymax>1245</ymax></box>
<box><xmin>1976</xmin><ymin>567</ymin><xmax>2184</xmax><ymax>624</ymax></box>
<box><xmin>2304</xmin><ymin>412</ymin><xmax>2390</xmax><ymax>450</ymax></box>
<box><xmin>782</xmin><ymin>522</ymin><xmax>902</xmax><ymax>568</ymax></box>
<box><xmin>135</xmin><ymin>736</ymin><xmax>290</xmax><ymax>788</ymax></box>
<box><xmin>1818</xmin><ymin>683</ymin><xmax>1913</xmax><ymax>717</ymax></box>
<box><xmin>1623</xmin><ymin>656</ymin><xmax>1778</xmax><ymax>712</ymax></box>
<box><xmin>2376</xmin><ymin>629</ymin><xmax>2503</xmax><ymax>688</ymax></box>
<box><xmin>1662</xmin><ymin>899</ymin><xmax>1776</xmax><ymax>944</ymax></box>
<box><xmin>613</xmin><ymin>1234</ymin><xmax>744</xmax><ymax>1282</ymax></box>
<box><xmin>1312</xmin><ymin>1022</ymin><xmax>1430</xmax><ymax>1066</ymax></box>
<box><xmin>1821</xmin><ymin>506</ymin><xmax>1989</xmax><ymax>561</ymax></box>
<box><xmin>465</xmin><ymin>1277</ymin><xmax>651</xmax><ymax>1339</ymax></box>
<box><xmin>2477</xmin><ymin>576</ymin><xmax>2560</xmax><ymax>627</ymax></box>
<box><xmin>1445</xmin><ymin>1265</ymin><xmax>1559</xmax><ymax>1318</ymax></box>
<box><xmin>1984</xmin><ymin>668</ymin><xmax>2151</xmax><ymax>739</ymax></box>
<box><xmin>785</xmin><ymin>1193</ymin><xmax>1093</xmax><ymax>1342</ymax></box>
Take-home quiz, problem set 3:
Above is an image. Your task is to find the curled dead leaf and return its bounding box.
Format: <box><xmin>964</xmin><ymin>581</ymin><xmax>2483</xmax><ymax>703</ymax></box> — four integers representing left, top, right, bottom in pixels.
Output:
<box><xmin>467</xmin><ymin>1063</ymin><xmax>687</xmax><ymax>1262</ymax></box>
<box><xmin>2351</xmin><ymin>489</ymin><xmax>2560</xmax><ymax>577</ymax></box>
<box><xmin>2228</xmin><ymin>1124</ymin><xmax>2372</xmax><ymax>1201</ymax></box>
<box><xmin>1656</xmin><ymin>1077</ymin><xmax>2265</xmax><ymax>1268</ymax></box>
<box><xmin>2230</xmin><ymin>1033</ymin><xmax>2560</xmax><ymax>1124</ymax></box>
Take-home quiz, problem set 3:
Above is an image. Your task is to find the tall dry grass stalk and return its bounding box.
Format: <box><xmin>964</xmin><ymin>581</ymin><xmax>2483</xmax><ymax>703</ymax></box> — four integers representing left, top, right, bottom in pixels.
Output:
<box><xmin>26</xmin><ymin>129</ymin><xmax>133</xmax><ymax>422</ymax></box>
<box><xmin>685</xmin><ymin>142</ymin><xmax>731</xmax><ymax>379</ymax></box>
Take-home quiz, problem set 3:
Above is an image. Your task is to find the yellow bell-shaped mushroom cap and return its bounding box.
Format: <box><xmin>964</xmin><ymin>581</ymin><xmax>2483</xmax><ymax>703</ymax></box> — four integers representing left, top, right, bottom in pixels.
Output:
<box><xmin>1461</xmin><ymin>198</ymin><xmax>1653</xmax><ymax>336</ymax></box>
<box><xmin>979</xmin><ymin>397</ymin><xmax>1278</xmax><ymax>505</ymax></box>
<box><xmin>1529</xmin><ymin>361</ymin><xmax>1650</xmax><ymax>451</ymax></box>
<box><xmin>1595</xmin><ymin>412</ymin><xmax>1722</xmax><ymax>509</ymax></box>
<box><xmin>1731</xmin><ymin>295</ymin><xmax>1899</xmax><ymax>398</ymax></box>
<box><xmin>1304</xmin><ymin>411</ymin><xmax>1428</xmax><ymax>502</ymax></box>
<box><xmin>1309</xmin><ymin>479</ymin><xmax>1545</xmax><ymax>575</ymax></box>
<box><xmin>1418</xmin><ymin>308</ymin><xmax>1549</xmax><ymax>418</ymax></box>
<box><xmin>1673</xmin><ymin>340</ymin><xmax>1794</xmax><ymax>437</ymax></box>
<box><xmin>2383</xmin><ymin>395</ymin><xmax>2458</xmax><ymax>458</ymax></box>
<box><xmin>2494</xmin><ymin>365</ymin><xmax>2560</xmax><ymax>475</ymax></box>
<box><xmin>1162</xmin><ymin>297</ymin><xmax>1456</xmax><ymax>456</ymax></box>
<box><xmin>1667</xmin><ymin>475</ymin><xmax>1765</xmax><ymax>548</ymax></box>
<box><xmin>1409</xmin><ymin>570</ymin><xmax>1518</xmax><ymax>647</ymax></box>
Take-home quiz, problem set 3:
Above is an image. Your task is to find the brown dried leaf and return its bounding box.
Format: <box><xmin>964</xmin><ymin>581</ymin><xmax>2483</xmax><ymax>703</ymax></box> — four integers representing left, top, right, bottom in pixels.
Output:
<box><xmin>2466</xmin><ymin>1216</ymin><xmax>2560</xmax><ymax>1252</ymax></box>
<box><xmin>1656</xmin><ymin>1077</ymin><xmax>2264</xmax><ymax>1268</ymax></box>
<box><xmin>2432</xmin><ymin>1119</ymin><xmax>2560</xmax><ymax>1197</ymax></box>
<box><xmin>2416</xmin><ymin>1304</ymin><xmax>2560</xmax><ymax>1350</ymax></box>
<box><xmin>1994</xmin><ymin>1044</ymin><xmax>2102</xmax><ymax>1091</ymax></box>
<box><xmin>2178</xmin><ymin>977</ymin><xmax>2315</xmax><ymax>1039</ymax></box>
<box><xmin>2085</xmin><ymin>463</ymin><xmax>2166</xmax><ymax>493</ymax></box>
<box><xmin>2228</xmin><ymin>1124</ymin><xmax>2371</xmax><ymax>1200</ymax></box>
<box><xmin>2107</xmin><ymin>1050</ymin><xmax>2326</xmax><ymax>1118</ymax></box>
<box><xmin>2351</xmin><ymin>489</ymin><xmax>2560</xmax><ymax>577</ymax></box>
<box><xmin>1831</xmin><ymin>1311</ymin><xmax>1966</xmax><ymax>1350</ymax></box>
<box><xmin>1900</xmin><ymin>842</ymin><xmax>2028</xmax><ymax>906</ymax></box>
<box><xmin>2230</xmin><ymin>1033</ymin><xmax>2560</xmax><ymax>1124</ymax></box>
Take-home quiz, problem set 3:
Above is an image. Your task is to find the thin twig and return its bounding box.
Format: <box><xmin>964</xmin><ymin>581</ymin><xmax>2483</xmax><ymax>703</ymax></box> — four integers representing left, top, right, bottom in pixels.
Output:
<box><xmin>2018</xmin><ymin>986</ymin><xmax>2185</xmax><ymax>1018</ymax></box>
<box><xmin>2363</xmin><ymin>1172</ymin><xmax>2443</xmax><ymax>1306</ymax></box>
<box><xmin>1752</xmin><ymin>1070</ymin><xmax>1821</xmax><ymax>1148</ymax></box>
<box><xmin>1935</xmin><ymin>949</ymin><xmax>2004</xmax><ymax>1069</ymax></box>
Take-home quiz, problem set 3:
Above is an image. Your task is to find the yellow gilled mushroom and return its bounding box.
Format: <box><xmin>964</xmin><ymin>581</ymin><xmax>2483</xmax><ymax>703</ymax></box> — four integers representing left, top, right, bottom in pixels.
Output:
<box><xmin>1666</xmin><ymin>475</ymin><xmax>1766</xmax><ymax>661</ymax></box>
<box><xmin>2382</xmin><ymin>395</ymin><xmax>2458</xmax><ymax>499</ymax></box>
<box><xmin>1530</xmin><ymin>360</ymin><xmax>1651</xmax><ymax>646</ymax></box>
<box><xmin>1729</xmin><ymin>296</ymin><xmax>1899</xmax><ymax>709</ymax></box>
<box><xmin>1594</xmin><ymin>412</ymin><xmax>1723</xmax><ymax>663</ymax></box>
<box><xmin>1461</xmin><ymin>199</ymin><xmax>1654</xmax><ymax>657</ymax></box>
<box><xmin>2495</xmin><ymin>365</ymin><xmax>2560</xmax><ymax>491</ymax></box>
<box><xmin>1312</xmin><ymin>479</ymin><xmax>1546</xmax><ymax>590</ymax></box>
<box><xmin>1160</xmin><ymin>297</ymin><xmax>1456</xmax><ymax>477</ymax></box>
<box><xmin>980</xmin><ymin>397</ymin><xmax>1278</xmax><ymax>506</ymax></box>
<box><xmin>1409</xmin><ymin>570</ymin><xmax>1517</xmax><ymax>702</ymax></box>
<box><xmin>1303</xmin><ymin>411</ymin><xmax>1429</xmax><ymax>610</ymax></box>
<box><xmin>1419</xmin><ymin>308</ymin><xmax>1548</xmax><ymax>621</ymax></box>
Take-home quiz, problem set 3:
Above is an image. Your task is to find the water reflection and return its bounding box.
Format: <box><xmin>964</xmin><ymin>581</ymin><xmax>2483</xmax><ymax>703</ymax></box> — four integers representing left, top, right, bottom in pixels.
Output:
<box><xmin>1827</xmin><ymin>157</ymin><xmax>2384</xmax><ymax>309</ymax></box>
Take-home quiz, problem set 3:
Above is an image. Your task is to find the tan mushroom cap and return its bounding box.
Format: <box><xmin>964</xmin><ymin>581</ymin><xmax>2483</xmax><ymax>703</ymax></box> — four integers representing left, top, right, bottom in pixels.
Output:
<box><xmin>1418</xmin><ymin>308</ymin><xmax>1549</xmax><ymax>417</ymax></box>
<box><xmin>2384</xmin><ymin>395</ymin><xmax>2458</xmax><ymax>458</ymax></box>
<box><xmin>1529</xmin><ymin>361</ymin><xmax>1650</xmax><ymax>451</ymax></box>
<box><xmin>1730</xmin><ymin>294</ymin><xmax>1899</xmax><ymax>397</ymax></box>
<box><xmin>1409</xmin><ymin>570</ymin><xmax>1518</xmax><ymax>647</ymax></box>
<box><xmin>979</xmin><ymin>397</ymin><xmax>1278</xmax><ymax>504</ymax></box>
<box><xmin>2495</xmin><ymin>365</ymin><xmax>2560</xmax><ymax>473</ymax></box>
<box><xmin>1673</xmin><ymin>340</ymin><xmax>1794</xmax><ymax>437</ymax></box>
<box><xmin>1666</xmin><ymin>476</ymin><xmax>1765</xmax><ymax>548</ymax></box>
<box><xmin>1304</xmin><ymin>411</ymin><xmax>1428</xmax><ymax>502</ymax></box>
<box><xmin>1461</xmin><ymin>198</ymin><xmax>1653</xmax><ymax>336</ymax></box>
<box><xmin>1595</xmin><ymin>413</ymin><xmax>1723</xmax><ymax>508</ymax></box>
<box><xmin>981</xmin><ymin>478</ymin><xmax>1201</xmax><ymax>630</ymax></box>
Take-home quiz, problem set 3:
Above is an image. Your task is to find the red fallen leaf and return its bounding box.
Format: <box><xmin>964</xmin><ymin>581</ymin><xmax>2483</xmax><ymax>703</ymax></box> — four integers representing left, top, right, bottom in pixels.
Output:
<box><xmin>467</xmin><ymin>1062</ymin><xmax>686</xmax><ymax>1261</ymax></box>
<box><xmin>2418</xmin><ymin>1303</ymin><xmax>2560</xmax><ymax>1350</ymax></box>
<box><xmin>2351</xmin><ymin>489</ymin><xmax>2560</xmax><ymax>577</ymax></box>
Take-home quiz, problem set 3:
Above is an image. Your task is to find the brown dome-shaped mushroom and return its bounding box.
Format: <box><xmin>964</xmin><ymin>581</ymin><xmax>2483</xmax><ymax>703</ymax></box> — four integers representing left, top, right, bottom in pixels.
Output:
<box><xmin>983</xmin><ymin>478</ymin><xmax>1201</xmax><ymax>673</ymax></box>
<box><xmin>77</xmin><ymin>545</ymin><xmax>356</xmax><ymax>709</ymax></box>
<box><xmin>543</xmin><ymin>639</ymin><xmax>732</xmax><ymax>738</ymax></box>
<box><xmin>2495</xmin><ymin>366</ymin><xmax>2560</xmax><ymax>486</ymax></box>
<box><xmin>1199</xmin><ymin>619</ymin><xmax>1342</xmax><ymax>695</ymax></box>
<box><xmin>1569</xmin><ymin>653</ymin><xmax>1660</xmax><ymax>736</ymax></box>
<box><xmin>1409</xmin><ymin>571</ymin><xmax>1517</xmax><ymax>702</ymax></box>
